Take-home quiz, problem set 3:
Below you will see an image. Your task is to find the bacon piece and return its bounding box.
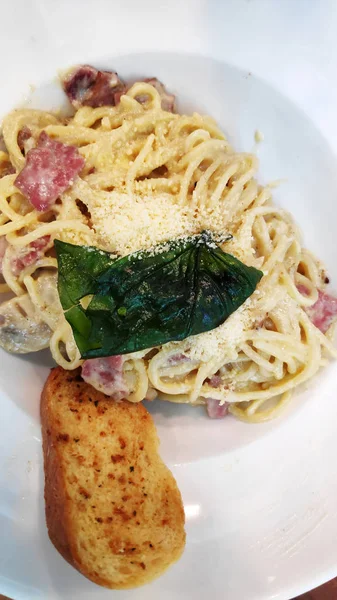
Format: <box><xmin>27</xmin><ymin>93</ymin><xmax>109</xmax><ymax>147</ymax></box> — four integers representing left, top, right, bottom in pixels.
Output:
<box><xmin>62</xmin><ymin>66</ymin><xmax>175</xmax><ymax>112</ymax></box>
<box><xmin>0</xmin><ymin>236</ymin><xmax>7</xmax><ymax>275</ymax></box>
<box><xmin>206</xmin><ymin>398</ymin><xmax>229</xmax><ymax>419</ymax></box>
<box><xmin>81</xmin><ymin>356</ymin><xmax>129</xmax><ymax>400</ymax></box>
<box><xmin>306</xmin><ymin>289</ymin><xmax>337</xmax><ymax>333</ymax></box>
<box><xmin>207</xmin><ymin>375</ymin><xmax>223</xmax><ymax>388</ymax></box>
<box><xmin>17</xmin><ymin>126</ymin><xmax>32</xmax><ymax>151</ymax></box>
<box><xmin>0</xmin><ymin>161</ymin><xmax>15</xmax><ymax>178</ymax></box>
<box><xmin>62</xmin><ymin>65</ymin><xmax>126</xmax><ymax>109</ymax></box>
<box><xmin>0</xmin><ymin>140</ymin><xmax>15</xmax><ymax>178</ymax></box>
<box><xmin>167</xmin><ymin>353</ymin><xmax>190</xmax><ymax>366</ymax></box>
<box><xmin>14</xmin><ymin>132</ymin><xmax>84</xmax><ymax>211</ymax></box>
<box><xmin>297</xmin><ymin>284</ymin><xmax>310</xmax><ymax>296</ymax></box>
<box><xmin>144</xmin><ymin>78</ymin><xmax>175</xmax><ymax>112</ymax></box>
<box><xmin>113</xmin><ymin>89</ymin><xmax>126</xmax><ymax>105</ymax></box>
<box><xmin>297</xmin><ymin>284</ymin><xmax>337</xmax><ymax>333</ymax></box>
<box><xmin>11</xmin><ymin>235</ymin><xmax>50</xmax><ymax>276</ymax></box>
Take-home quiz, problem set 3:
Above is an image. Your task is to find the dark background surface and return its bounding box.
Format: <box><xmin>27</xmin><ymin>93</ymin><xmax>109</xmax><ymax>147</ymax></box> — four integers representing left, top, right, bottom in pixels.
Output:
<box><xmin>297</xmin><ymin>578</ymin><xmax>337</xmax><ymax>599</ymax></box>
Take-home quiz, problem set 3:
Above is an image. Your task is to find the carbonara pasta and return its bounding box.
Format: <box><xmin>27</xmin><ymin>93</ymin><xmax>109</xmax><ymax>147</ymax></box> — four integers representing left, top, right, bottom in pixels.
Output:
<box><xmin>0</xmin><ymin>68</ymin><xmax>336</xmax><ymax>423</ymax></box>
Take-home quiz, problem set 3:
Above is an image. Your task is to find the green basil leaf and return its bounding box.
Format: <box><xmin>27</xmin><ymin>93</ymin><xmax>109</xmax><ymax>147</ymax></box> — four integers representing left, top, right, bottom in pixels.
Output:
<box><xmin>54</xmin><ymin>241</ymin><xmax>117</xmax><ymax>310</ymax></box>
<box><xmin>55</xmin><ymin>234</ymin><xmax>263</xmax><ymax>358</ymax></box>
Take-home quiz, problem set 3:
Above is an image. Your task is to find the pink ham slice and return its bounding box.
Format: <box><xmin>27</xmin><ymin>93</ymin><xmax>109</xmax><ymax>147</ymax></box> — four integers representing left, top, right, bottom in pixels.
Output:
<box><xmin>306</xmin><ymin>289</ymin><xmax>337</xmax><ymax>333</ymax></box>
<box><xmin>14</xmin><ymin>132</ymin><xmax>84</xmax><ymax>212</ymax></box>
<box><xmin>11</xmin><ymin>235</ymin><xmax>50</xmax><ymax>276</ymax></box>
<box><xmin>81</xmin><ymin>356</ymin><xmax>129</xmax><ymax>400</ymax></box>
<box><xmin>63</xmin><ymin>65</ymin><xmax>126</xmax><ymax>109</ymax></box>
<box><xmin>206</xmin><ymin>398</ymin><xmax>230</xmax><ymax>419</ymax></box>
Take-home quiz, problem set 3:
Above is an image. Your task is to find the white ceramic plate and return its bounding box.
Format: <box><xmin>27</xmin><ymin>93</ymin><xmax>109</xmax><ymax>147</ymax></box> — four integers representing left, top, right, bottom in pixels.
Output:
<box><xmin>1</xmin><ymin>1</ymin><xmax>337</xmax><ymax>599</ymax></box>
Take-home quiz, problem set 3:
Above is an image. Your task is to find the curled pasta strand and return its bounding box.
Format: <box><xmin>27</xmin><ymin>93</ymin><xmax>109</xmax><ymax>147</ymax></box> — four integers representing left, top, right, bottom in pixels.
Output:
<box><xmin>0</xmin><ymin>96</ymin><xmax>335</xmax><ymax>426</ymax></box>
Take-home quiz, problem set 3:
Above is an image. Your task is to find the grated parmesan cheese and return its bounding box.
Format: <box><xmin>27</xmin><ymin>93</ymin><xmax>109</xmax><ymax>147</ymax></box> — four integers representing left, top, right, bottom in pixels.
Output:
<box><xmin>72</xmin><ymin>183</ymin><xmax>263</xmax><ymax>363</ymax></box>
<box><xmin>85</xmin><ymin>186</ymin><xmax>253</xmax><ymax>260</ymax></box>
<box><xmin>89</xmin><ymin>191</ymin><xmax>197</xmax><ymax>256</ymax></box>
<box><xmin>163</xmin><ymin>298</ymin><xmax>255</xmax><ymax>363</ymax></box>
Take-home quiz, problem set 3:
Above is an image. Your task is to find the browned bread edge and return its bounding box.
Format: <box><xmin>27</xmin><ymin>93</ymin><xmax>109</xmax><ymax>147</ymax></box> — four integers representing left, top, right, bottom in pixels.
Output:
<box><xmin>41</xmin><ymin>366</ymin><xmax>185</xmax><ymax>589</ymax></box>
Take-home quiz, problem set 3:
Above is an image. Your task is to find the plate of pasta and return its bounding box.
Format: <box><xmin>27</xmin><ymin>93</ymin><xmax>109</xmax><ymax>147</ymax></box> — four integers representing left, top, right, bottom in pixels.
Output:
<box><xmin>2</xmin><ymin>1</ymin><xmax>337</xmax><ymax>599</ymax></box>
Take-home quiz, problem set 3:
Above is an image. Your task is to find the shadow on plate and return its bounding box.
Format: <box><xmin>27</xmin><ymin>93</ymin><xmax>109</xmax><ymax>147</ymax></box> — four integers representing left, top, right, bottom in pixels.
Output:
<box><xmin>144</xmin><ymin>398</ymin><xmax>206</xmax><ymax>420</ymax></box>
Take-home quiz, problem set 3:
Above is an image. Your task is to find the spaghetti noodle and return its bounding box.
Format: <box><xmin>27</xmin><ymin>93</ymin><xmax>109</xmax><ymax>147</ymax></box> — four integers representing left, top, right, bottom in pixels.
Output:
<box><xmin>0</xmin><ymin>75</ymin><xmax>336</xmax><ymax>422</ymax></box>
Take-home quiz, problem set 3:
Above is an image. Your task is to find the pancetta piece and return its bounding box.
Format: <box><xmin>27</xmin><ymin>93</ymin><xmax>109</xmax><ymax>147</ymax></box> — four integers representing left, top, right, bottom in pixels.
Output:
<box><xmin>14</xmin><ymin>132</ymin><xmax>84</xmax><ymax>211</ymax></box>
<box><xmin>306</xmin><ymin>289</ymin><xmax>337</xmax><ymax>333</ymax></box>
<box><xmin>62</xmin><ymin>65</ymin><xmax>126</xmax><ymax>109</ymax></box>
<box><xmin>10</xmin><ymin>235</ymin><xmax>50</xmax><ymax>275</ymax></box>
<box><xmin>144</xmin><ymin>78</ymin><xmax>175</xmax><ymax>112</ymax></box>
<box><xmin>17</xmin><ymin>126</ymin><xmax>32</xmax><ymax>151</ymax></box>
<box><xmin>81</xmin><ymin>356</ymin><xmax>129</xmax><ymax>400</ymax></box>
<box><xmin>0</xmin><ymin>236</ymin><xmax>7</xmax><ymax>275</ymax></box>
<box><xmin>206</xmin><ymin>398</ymin><xmax>230</xmax><ymax>419</ymax></box>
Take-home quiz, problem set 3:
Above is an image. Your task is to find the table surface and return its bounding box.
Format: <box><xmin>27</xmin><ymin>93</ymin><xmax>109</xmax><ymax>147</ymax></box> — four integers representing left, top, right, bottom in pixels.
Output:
<box><xmin>297</xmin><ymin>578</ymin><xmax>337</xmax><ymax>599</ymax></box>
<box><xmin>1</xmin><ymin>579</ymin><xmax>337</xmax><ymax>600</ymax></box>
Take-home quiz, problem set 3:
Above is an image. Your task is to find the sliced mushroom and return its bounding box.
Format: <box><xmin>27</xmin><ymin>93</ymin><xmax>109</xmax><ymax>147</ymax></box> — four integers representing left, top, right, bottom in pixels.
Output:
<box><xmin>0</xmin><ymin>293</ymin><xmax>51</xmax><ymax>353</ymax></box>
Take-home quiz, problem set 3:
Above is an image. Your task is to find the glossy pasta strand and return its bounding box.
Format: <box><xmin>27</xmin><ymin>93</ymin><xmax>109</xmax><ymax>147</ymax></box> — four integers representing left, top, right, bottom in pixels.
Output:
<box><xmin>0</xmin><ymin>81</ymin><xmax>335</xmax><ymax>423</ymax></box>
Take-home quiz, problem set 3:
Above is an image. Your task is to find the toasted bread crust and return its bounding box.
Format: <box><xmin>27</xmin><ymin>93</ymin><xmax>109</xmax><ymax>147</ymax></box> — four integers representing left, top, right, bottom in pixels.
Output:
<box><xmin>41</xmin><ymin>367</ymin><xmax>185</xmax><ymax>589</ymax></box>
